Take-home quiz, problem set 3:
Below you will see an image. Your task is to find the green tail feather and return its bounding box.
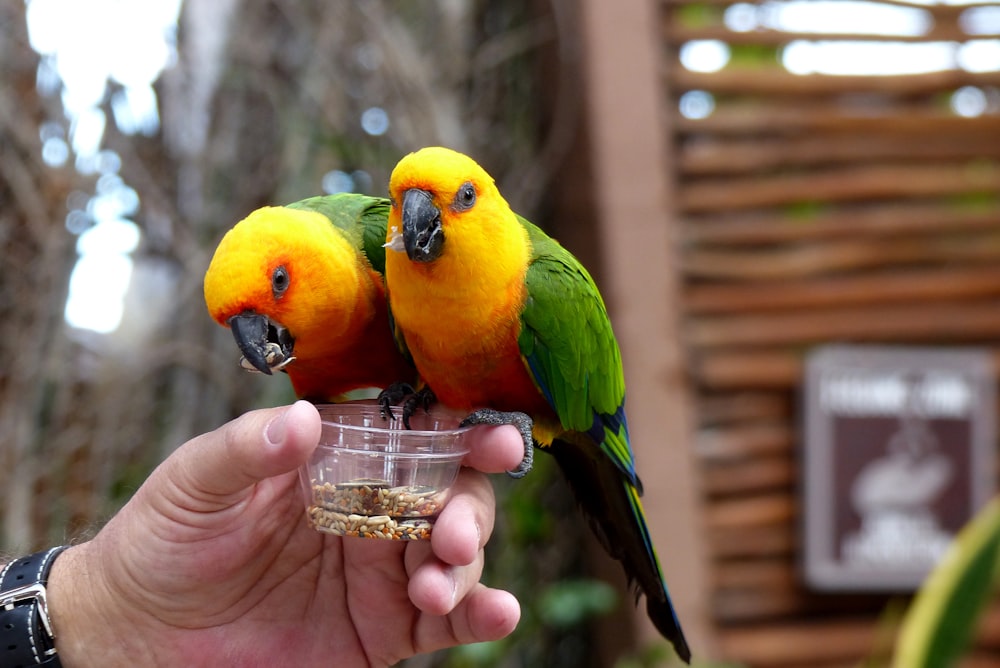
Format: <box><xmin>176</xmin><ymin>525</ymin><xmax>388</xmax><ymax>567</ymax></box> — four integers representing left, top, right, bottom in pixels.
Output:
<box><xmin>549</xmin><ymin>437</ymin><xmax>691</xmax><ymax>663</ymax></box>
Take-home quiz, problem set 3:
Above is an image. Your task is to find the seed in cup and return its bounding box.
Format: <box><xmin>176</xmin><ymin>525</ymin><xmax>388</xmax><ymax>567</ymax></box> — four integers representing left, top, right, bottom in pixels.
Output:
<box><xmin>307</xmin><ymin>478</ymin><xmax>444</xmax><ymax>540</ymax></box>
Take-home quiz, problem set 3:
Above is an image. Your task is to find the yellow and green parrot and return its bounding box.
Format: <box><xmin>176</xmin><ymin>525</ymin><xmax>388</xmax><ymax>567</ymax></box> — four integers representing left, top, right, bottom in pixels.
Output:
<box><xmin>381</xmin><ymin>147</ymin><xmax>691</xmax><ymax>662</ymax></box>
<box><xmin>204</xmin><ymin>193</ymin><xmax>414</xmax><ymax>402</ymax></box>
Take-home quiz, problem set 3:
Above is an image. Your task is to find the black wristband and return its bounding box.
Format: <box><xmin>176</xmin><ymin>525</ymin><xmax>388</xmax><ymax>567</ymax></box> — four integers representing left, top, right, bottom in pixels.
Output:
<box><xmin>0</xmin><ymin>546</ymin><xmax>68</xmax><ymax>667</ymax></box>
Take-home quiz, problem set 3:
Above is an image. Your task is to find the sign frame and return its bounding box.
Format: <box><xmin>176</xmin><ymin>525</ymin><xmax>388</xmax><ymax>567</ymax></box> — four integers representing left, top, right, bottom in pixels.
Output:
<box><xmin>802</xmin><ymin>345</ymin><xmax>996</xmax><ymax>591</ymax></box>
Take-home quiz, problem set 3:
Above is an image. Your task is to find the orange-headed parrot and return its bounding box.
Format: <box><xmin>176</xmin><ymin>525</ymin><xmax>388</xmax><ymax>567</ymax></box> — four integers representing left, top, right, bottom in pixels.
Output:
<box><xmin>204</xmin><ymin>193</ymin><xmax>413</xmax><ymax>402</ymax></box>
<box><xmin>381</xmin><ymin>147</ymin><xmax>691</xmax><ymax>662</ymax></box>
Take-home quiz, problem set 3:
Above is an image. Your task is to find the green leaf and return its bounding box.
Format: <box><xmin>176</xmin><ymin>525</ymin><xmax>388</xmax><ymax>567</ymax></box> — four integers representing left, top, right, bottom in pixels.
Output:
<box><xmin>537</xmin><ymin>578</ymin><xmax>618</xmax><ymax>628</ymax></box>
<box><xmin>447</xmin><ymin>639</ymin><xmax>509</xmax><ymax>666</ymax></box>
<box><xmin>893</xmin><ymin>497</ymin><xmax>1000</xmax><ymax>668</ymax></box>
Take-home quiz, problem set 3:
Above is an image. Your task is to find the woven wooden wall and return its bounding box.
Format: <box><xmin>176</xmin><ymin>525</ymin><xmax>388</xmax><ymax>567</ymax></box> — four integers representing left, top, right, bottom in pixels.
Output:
<box><xmin>660</xmin><ymin>1</ymin><xmax>1000</xmax><ymax>666</ymax></box>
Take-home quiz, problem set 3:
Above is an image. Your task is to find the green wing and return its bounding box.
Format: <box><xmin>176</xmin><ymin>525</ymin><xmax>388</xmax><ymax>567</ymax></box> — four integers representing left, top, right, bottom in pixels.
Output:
<box><xmin>516</xmin><ymin>216</ymin><xmax>637</xmax><ymax>486</ymax></box>
<box><xmin>517</xmin><ymin>221</ymin><xmax>688</xmax><ymax>660</ymax></box>
<box><xmin>286</xmin><ymin>193</ymin><xmax>390</xmax><ymax>275</ymax></box>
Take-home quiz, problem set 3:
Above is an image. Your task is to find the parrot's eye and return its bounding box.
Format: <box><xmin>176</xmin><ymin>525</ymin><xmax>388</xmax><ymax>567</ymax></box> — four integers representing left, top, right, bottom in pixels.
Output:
<box><xmin>452</xmin><ymin>182</ymin><xmax>476</xmax><ymax>211</ymax></box>
<box><xmin>271</xmin><ymin>265</ymin><xmax>290</xmax><ymax>299</ymax></box>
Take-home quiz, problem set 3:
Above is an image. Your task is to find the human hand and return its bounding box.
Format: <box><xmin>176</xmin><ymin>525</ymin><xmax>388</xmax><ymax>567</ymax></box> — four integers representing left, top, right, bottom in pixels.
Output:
<box><xmin>48</xmin><ymin>400</ymin><xmax>523</xmax><ymax>667</ymax></box>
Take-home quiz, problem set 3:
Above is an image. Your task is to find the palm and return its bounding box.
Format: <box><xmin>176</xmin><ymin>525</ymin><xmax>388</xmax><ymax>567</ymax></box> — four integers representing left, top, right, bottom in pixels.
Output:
<box><xmin>116</xmin><ymin>465</ymin><xmax>457</xmax><ymax>665</ymax></box>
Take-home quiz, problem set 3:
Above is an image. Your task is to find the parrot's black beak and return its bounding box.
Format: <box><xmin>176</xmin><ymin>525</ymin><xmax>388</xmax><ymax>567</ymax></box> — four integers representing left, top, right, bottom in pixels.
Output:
<box><xmin>401</xmin><ymin>188</ymin><xmax>444</xmax><ymax>263</ymax></box>
<box><xmin>227</xmin><ymin>312</ymin><xmax>295</xmax><ymax>375</ymax></box>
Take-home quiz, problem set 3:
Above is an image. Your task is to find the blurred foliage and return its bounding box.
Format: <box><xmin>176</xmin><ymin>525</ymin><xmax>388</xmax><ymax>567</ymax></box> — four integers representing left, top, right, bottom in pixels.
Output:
<box><xmin>616</xmin><ymin>644</ymin><xmax>744</xmax><ymax>668</ymax></box>
<box><xmin>946</xmin><ymin>191</ymin><xmax>1000</xmax><ymax>213</ymax></box>
<box><xmin>783</xmin><ymin>199</ymin><xmax>831</xmax><ymax>221</ymax></box>
<box><xmin>0</xmin><ymin>0</ymin><xmax>651</xmax><ymax>666</ymax></box>
<box><xmin>537</xmin><ymin>578</ymin><xmax>619</xmax><ymax>628</ymax></box>
<box><xmin>856</xmin><ymin>499</ymin><xmax>1000</xmax><ymax>668</ymax></box>
<box><xmin>890</xmin><ymin>497</ymin><xmax>1000</xmax><ymax>668</ymax></box>
<box><xmin>673</xmin><ymin>3</ymin><xmax>723</xmax><ymax>29</ymax></box>
<box><xmin>727</xmin><ymin>44</ymin><xmax>782</xmax><ymax>70</ymax></box>
<box><xmin>422</xmin><ymin>451</ymin><xmax>626</xmax><ymax>668</ymax></box>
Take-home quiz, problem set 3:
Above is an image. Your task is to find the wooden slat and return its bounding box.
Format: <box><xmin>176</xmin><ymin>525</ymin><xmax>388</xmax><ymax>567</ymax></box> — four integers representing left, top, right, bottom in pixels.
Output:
<box><xmin>686</xmin><ymin>267</ymin><xmax>1000</xmax><ymax>315</ymax></box>
<box><xmin>705</xmin><ymin>493</ymin><xmax>795</xmax><ymax>529</ymax></box>
<box><xmin>703</xmin><ymin>455</ymin><xmax>796</xmax><ymax>497</ymax></box>
<box><xmin>671</xmin><ymin>64</ymin><xmax>1000</xmax><ymax>96</ymax></box>
<box><xmin>714</xmin><ymin>588</ymin><xmax>811</xmax><ymax>622</ymax></box>
<box><xmin>684</xmin><ymin>234</ymin><xmax>1000</xmax><ymax>279</ymax></box>
<box><xmin>718</xmin><ymin>619</ymin><xmax>878</xmax><ymax>665</ymax></box>
<box><xmin>714</xmin><ymin>558</ymin><xmax>797</xmax><ymax>590</ymax></box>
<box><xmin>709</xmin><ymin>523</ymin><xmax>795</xmax><ymax>559</ymax></box>
<box><xmin>962</xmin><ymin>654</ymin><xmax>1000</xmax><ymax>668</ymax></box>
<box><xmin>697</xmin><ymin>392</ymin><xmax>791</xmax><ymax>426</ymax></box>
<box><xmin>680</xmin><ymin>135</ymin><xmax>1000</xmax><ymax>175</ymax></box>
<box><xmin>661</xmin><ymin>0</ymin><xmax>999</xmax><ymax>12</ymax></box>
<box><xmin>696</xmin><ymin>422</ymin><xmax>794</xmax><ymax>461</ymax></box>
<box><xmin>679</xmin><ymin>162</ymin><xmax>1000</xmax><ymax>213</ymax></box>
<box><xmin>715</xmin><ymin>604</ymin><xmax>1000</xmax><ymax>668</ymax></box>
<box><xmin>695</xmin><ymin>348</ymin><xmax>1000</xmax><ymax>390</ymax></box>
<box><xmin>675</xmin><ymin>108</ymin><xmax>1000</xmax><ymax>137</ymax></box>
<box><xmin>694</xmin><ymin>350</ymin><xmax>803</xmax><ymax>390</ymax></box>
<box><xmin>665</xmin><ymin>24</ymin><xmax>1000</xmax><ymax>46</ymax></box>
<box><xmin>713</xmin><ymin>587</ymin><xmax>888</xmax><ymax>624</ymax></box>
<box><xmin>689</xmin><ymin>299</ymin><xmax>1000</xmax><ymax>348</ymax></box>
<box><xmin>973</xmin><ymin>602</ymin><xmax>1000</xmax><ymax>649</ymax></box>
<box><xmin>682</xmin><ymin>202</ymin><xmax>1000</xmax><ymax>246</ymax></box>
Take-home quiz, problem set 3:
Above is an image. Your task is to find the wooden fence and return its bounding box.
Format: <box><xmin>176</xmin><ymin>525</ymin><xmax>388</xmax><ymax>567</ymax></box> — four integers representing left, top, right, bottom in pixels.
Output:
<box><xmin>661</xmin><ymin>0</ymin><xmax>1000</xmax><ymax>665</ymax></box>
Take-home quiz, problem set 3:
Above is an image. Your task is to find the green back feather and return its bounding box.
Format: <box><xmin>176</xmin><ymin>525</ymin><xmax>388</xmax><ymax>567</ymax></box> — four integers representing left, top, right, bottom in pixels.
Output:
<box><xmin>515</xmin><ymin>216</ymin><xmax>636</xmax><ymax>484</ymax></box>
<box><xmin>286</xmin><ymin>193</ymin><xmax>390</xmax><ymax>275</ymax></box>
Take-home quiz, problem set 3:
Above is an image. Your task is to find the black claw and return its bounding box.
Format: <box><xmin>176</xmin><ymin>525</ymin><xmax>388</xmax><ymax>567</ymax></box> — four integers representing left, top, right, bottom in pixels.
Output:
<box><xmin>377</xmin><ymin>382</ymin><xmax>416</xmax><ymax>418</ymax></box>
<box><xmin>401</xmin><ymin>387</ymin><xmax>437</xmax><ymax>429</ymax></box>
<box><xmin>460</xmin><ymin>409</ymin><xmax>535</xmax><ymax>478</ymax></box>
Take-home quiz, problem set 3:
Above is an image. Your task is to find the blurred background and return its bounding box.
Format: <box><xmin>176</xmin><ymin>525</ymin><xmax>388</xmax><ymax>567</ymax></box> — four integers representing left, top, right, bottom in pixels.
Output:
<box><xmin>2</xmin><ymin>0</ymin><xmax>1000</xmax><ymax>666</ymax></box>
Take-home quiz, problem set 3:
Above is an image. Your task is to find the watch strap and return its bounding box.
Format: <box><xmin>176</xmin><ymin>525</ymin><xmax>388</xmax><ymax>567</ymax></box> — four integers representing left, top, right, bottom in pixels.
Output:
<box><xmin>0</xmin><ymin>546</ymin><xmax>68</xmax><ymax>667</ymax></box>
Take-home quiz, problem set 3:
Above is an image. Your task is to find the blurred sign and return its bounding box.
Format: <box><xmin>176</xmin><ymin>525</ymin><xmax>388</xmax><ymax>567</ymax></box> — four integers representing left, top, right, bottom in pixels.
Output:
<box><xmin>802</xmin><ymin>345</ymin><xmax>996</xmax><ymax>591</ymax></box>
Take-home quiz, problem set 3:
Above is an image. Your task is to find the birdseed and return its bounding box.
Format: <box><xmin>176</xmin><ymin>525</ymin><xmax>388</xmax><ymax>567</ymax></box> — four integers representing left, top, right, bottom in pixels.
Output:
<box><xmin>307</xmin><ymin>479</ymin><xmax>444</xmax><ymax>540</ymax></box>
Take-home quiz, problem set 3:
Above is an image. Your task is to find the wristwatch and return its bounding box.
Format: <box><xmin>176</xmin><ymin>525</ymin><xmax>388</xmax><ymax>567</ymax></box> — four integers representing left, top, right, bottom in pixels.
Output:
<box><xmin>0</xmin><ymin>546</ymin><xmax>68</xmax><ymax>667</ymax></box>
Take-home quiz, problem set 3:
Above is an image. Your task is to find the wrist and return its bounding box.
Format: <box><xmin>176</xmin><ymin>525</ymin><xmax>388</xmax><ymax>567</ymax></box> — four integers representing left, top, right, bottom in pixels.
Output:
<box><xmin>46</xmin><ymin>543</ymin><xmax>151</xmax><ymax>667</ymax></box>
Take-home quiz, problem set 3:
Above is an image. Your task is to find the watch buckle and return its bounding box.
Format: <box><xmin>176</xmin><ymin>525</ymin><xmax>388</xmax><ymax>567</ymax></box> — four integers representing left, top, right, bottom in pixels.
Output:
<box><xmin>1</xmin><ymin>582</ymin><xmax>56</xmax><ymax>640</ymax></box>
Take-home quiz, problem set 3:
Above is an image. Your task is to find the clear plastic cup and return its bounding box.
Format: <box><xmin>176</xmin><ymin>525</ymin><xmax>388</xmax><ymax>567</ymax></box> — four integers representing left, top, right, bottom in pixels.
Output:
<box><xmin>300</xmin><ymin>400</ymin><xmax>471</xmax><ymax>540</ymax></box>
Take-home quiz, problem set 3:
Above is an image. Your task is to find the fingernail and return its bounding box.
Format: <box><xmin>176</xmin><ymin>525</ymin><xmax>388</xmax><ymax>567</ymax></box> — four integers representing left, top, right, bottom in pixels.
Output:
<box><xmin>266</xmin><ymin>407</ymin><xmax>289</xmax><ymax>446</ymax></box>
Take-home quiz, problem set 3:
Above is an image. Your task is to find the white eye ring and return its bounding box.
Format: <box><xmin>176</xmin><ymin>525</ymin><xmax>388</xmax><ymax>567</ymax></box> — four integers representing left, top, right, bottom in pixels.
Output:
<box><xmin>272</xmin><ymin>265</ymin><xmax>290</xmax><ymax>298</ymax></box>
<box><xmin>453</xmin><ymin>182</ymin><xmax>476</xmax><ymax>211</ymax></box>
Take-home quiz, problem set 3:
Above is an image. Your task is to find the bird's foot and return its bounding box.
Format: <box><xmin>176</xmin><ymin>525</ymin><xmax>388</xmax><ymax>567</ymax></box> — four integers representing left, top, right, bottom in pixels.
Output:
<box><xmin>459</xmin><ymin>409</ymin><xmax>534</xmax><ymax>479</ymax></box>
<box><xmin>377</xmin><ymin>383</ymin><xmax>437</xmax><ymax>429</ymax></box>
<box><xmin>401</xmin><ymin>387</ymin><xmax>437</xmax><ymax>428</ymax></box>
<box><xmin>377</xmin><ymin>382</ymin><xmax>415</xmax><ymax>417</ymax></box>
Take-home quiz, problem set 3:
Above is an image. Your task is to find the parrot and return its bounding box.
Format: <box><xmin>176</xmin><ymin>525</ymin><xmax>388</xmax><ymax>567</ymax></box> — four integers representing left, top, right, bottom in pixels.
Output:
<box><xmin>381</xmin><ymin>146</ymin><xmax>691</xmax><ymax>663</ymax></box>
<box><xmin>203</xmin><ymin>193</ymin><xmax>414</xmax><ymax>402</ymax></box>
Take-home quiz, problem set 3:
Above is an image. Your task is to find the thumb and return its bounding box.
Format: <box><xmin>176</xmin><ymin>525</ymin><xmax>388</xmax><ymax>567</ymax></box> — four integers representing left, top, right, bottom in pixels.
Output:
<box><xmin>166</xmin><ymin>400</ymin><xmax>322</xmax><ymax>505</ymax></box>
